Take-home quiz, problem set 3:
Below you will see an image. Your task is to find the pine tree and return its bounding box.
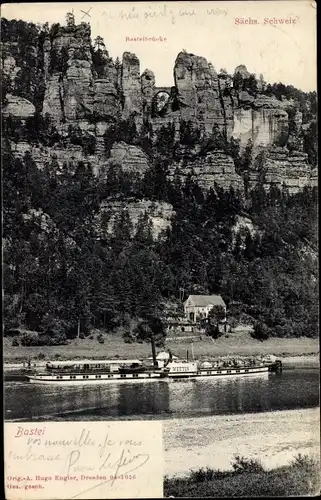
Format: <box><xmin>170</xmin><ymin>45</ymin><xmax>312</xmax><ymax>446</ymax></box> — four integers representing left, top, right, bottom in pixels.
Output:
<box><xmin>233</xmin><ymin>232</ymin><xmax>243</xmax><ymax>261</ymax></box>
<box><xmin>66</xmin><ymin>11</ymin><xmax>75</xmax><ymax>27</ymax></box>
<box><xmin>134</xmin><ymin>212</ymin><xmax>153</xmax><ymax>246</ymax></box>
<box><xmin>94</xmin><ymin>36</ymin><xmax>106</xmax><ymax>51</ymax></box>
<box><xmin>112</xmin><ymin>209</ymin><xmax>133</xmax><ymax>255</ymax></box>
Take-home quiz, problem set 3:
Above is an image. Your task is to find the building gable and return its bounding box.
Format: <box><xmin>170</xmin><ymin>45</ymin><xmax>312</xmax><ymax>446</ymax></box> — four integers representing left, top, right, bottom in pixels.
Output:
<box><xmin>184</xmin><ymin>296</ymin><xmax>195</xmax><ymax>308</ymax></box>
<box><xmin>185</xmin><ymin>294</ymin><xmax>226</xmax><ymax>309</ymax></box>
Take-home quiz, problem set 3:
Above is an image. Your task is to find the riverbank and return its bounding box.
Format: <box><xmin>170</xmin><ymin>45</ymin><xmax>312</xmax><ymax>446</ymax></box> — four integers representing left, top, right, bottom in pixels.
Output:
<box><xmin>164</xmin><ymin>454</ymin><xmax>320</xmax><ymax>497</ymax></box>
<box><xmin>163</xmin><ymin>407</ymin><xmax>320</xmax><ymax>478</ymax></box>
<box><xmin>4</xmin><ymin>354</ymin><xmax>319</xmax><ymax>374</ymax></box>
<box><xmin>281</xmin><ymin>355</ymin><xmax>320</xmax><ymax>367</ymax></box>
<box><xmin>3</xmin><ymin>333</ymin><xmax>319</xmax><ymax>364</ymax></box>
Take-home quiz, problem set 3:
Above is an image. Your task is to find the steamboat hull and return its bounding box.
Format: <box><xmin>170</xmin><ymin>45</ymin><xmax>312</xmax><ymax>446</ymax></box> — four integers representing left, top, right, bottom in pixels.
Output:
<box><xmin>27</xmin><ymin>371</ymin><xmax>167</xmax><ymax>385</ymax></box>
<box><xmin>27</xmin><ymin>362</ymin><xmax>281</xmax><ymax>384</ymax></box>
<box><xmin>167</xmin><ymin>360</ymin><xmax>282</xmax><ymax>379</ymax></box>
<box><xmin>168</xmin><ymin>365</ymin><xmax>270</xmax><ymax>379</ymax></box>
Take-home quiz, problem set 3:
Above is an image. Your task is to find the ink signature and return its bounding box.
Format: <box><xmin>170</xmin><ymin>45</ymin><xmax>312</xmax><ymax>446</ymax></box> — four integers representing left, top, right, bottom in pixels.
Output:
<box><xmin>68</xmin><ymin>447</ymin><xmax>150</xmax><ymax>497</ymax></box>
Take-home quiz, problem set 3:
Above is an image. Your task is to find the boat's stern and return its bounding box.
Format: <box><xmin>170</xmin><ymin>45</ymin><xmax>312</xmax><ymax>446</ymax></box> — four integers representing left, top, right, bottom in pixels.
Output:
<box><xmin>268</xmin><ymin>360</ymin><xmax>283</xmax><ymax>372</ymax></box>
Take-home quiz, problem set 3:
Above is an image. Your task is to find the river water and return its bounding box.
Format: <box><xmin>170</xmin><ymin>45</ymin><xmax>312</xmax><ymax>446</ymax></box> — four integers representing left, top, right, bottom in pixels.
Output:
<box><xmin>4</xmin><ymin>367</ymin><xmax>319</xmax><ymax>421</ymax></box>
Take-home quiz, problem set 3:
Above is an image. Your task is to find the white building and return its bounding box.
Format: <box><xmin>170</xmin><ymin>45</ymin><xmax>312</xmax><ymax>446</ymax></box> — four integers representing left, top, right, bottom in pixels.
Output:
<box><xmin>184</xmin><ymin>295</ymin><xmax>226</xmax><ymax>323</ymax></box>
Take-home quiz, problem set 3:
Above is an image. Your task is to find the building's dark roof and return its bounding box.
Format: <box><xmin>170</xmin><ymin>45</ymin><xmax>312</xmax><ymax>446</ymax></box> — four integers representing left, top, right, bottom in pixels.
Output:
<box><xmin>184</xmin><ymin>295</ymin><xmax>226</xmax><ymax>307</ymax></box>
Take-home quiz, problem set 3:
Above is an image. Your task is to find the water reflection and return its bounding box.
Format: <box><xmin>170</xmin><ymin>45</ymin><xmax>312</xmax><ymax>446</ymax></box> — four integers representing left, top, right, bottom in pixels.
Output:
<box><xmin>4</xmin><ymin>368</ymin><xmax>319</xmax><ymax>421</ymax></box>
<box><xmin>188</xmin><ymin>374</ymin><xmax>270</xmax><ymax>414</ymax></box>
<box><xmin>116</xmin><ymin>382</ymin><xmax>171</xmax><ymax>417</ymax></box>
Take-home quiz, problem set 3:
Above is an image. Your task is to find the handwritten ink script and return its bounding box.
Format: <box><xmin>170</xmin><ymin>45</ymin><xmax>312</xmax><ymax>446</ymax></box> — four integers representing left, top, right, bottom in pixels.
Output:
<box><xmin>5</xmin><ymin>422</ymin><xmax>163</xmax><ymax>499</ymax></box>
<box><xmin>102</xmin><ymin>4</ymin><xmax>228</xmax><ymax>25</ymax></box>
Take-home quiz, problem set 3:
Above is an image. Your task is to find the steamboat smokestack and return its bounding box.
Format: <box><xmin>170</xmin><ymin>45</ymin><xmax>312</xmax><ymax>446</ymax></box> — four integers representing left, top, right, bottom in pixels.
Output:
<box><xmin>151</xmin><ymin>333</ymin><xmax>157</xmax><ymax>367</ymax></box>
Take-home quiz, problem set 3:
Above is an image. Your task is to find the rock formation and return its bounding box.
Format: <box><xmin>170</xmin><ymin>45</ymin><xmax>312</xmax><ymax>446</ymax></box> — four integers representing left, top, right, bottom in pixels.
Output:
<box><xmin>1</xmin><ymin>18</ymin><xmax>317</xmax><ymax>200</ymax></box>
<box><xmin>98</xmin><ymin>200</ymin><xmax>174</xmax><ymax>239</ymax></box>
<box><xmin>99</xmin><ymin>142</ymin><xmax>150</xmax><ymax>177</ymax></box>
<box><xmin>3</xmin><ymin>94</ymin><xmax>35</xmax><ymax>119</ymax></box>
<box><xmin>169</xmin><ymin>151</ymin><xmax>243</xmax><ymax>192</ymax></box>
<box><xmin>254</xmin><ymin>148</ymin><xmax>313</xmax><ymax>194</ymax></box>
<box><xmin>121</xmin><ymin>52</ymin><xmax>143</xmax><ymax>125</ymax></box>
<box><xmin>173</xmin><ymin>52</ymin><xmax>227</xmax><ymax>136</ymax></box>
<box><xmin>232</xmin><ymin>106</ymin><xmax>288</xmax><ymax>147</ymax></box>
<box><xmin>141</xmin><ymin>69</ymin><xmax>155</xmax><ymax>118</ymax></box>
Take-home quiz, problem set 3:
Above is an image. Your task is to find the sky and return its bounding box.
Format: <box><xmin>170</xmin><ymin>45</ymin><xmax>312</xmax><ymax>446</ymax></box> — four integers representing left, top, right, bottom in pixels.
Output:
<box><xmin>2</xmin><ymin>1</ymin><xmax>317</xmax><ymax>91</ymax></box>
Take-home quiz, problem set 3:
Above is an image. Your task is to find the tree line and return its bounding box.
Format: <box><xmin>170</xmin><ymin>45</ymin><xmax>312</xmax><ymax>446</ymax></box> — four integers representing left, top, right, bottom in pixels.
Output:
<box><xmin>3</xmin><ymin>133</ymin><xmax>318</xmax><ymax>344</ymax></box>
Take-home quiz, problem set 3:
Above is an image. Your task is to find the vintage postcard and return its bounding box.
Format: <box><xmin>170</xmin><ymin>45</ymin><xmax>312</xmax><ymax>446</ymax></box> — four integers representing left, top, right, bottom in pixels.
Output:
<box><xmin>2</xmin><ymin>1</ymin><xmax>319</xmax><ymax>498</ymax></box>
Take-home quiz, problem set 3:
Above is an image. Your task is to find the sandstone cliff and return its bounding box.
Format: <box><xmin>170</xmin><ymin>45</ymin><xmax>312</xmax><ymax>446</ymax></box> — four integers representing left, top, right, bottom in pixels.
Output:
<box><xmin>3</xmin><ymin>94</ymin><xmax>35</xmax><ymax>119</ymax></box>
<box><xmin>1</xmin><ymin>17</ymin><xmax>317</xmax><ymax>203</ymax></box>
<box><xmin>249</xmin><ymin>147</ymin><xmax>313</xmax><ymax>195</ymax></box>
<box><xmin>98</xmin><ymin>199</ymin><xmax>174</xmax><ymax>239</ymax></box>
<box><xmin>169</xmin><ymin>150</ymin><xmax>243</xmax><ymax>192</ymax></box>
<box><xmin>99</xmin><ymin>142</ymin><xmax>150</xmax><ymax>177</ymax></box>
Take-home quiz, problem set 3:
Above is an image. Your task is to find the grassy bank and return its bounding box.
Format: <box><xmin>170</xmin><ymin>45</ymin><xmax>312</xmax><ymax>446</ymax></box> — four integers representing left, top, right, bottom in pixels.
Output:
<box><xmin>3</xmin><ymin>331</ymin><xmax>319</xmax><ymax>363</ymax></box>
<box><xmin>164</xmin><ymin>454</ymin><xmax>320</xmax><ymax>497</ymax></box>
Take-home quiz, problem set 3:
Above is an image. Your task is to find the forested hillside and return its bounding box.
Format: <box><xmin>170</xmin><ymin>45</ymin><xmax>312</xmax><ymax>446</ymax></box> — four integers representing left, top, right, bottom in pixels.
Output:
<box><xmin>3</xmin><ymin>135</ymin><xmax>318</xmax><ymax>343</ymax></box>
<box><xmin>2</xmin><ymin>17</ymin><xmax>318</xmax><ymax>345</ymax></box>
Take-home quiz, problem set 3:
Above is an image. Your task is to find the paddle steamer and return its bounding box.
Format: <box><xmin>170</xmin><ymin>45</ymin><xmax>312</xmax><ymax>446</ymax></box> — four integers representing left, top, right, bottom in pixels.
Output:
<box><xmin>27</xmin><ymin>345</ymin><xmax>282</xmax><ymax>384</ymax></box>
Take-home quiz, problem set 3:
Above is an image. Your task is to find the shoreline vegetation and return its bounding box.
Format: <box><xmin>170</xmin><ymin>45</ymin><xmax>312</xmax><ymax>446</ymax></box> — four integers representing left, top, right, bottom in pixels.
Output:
<box><xmin>163</xmin><ymin>408</ymin><xmax>320</xmax><ymax>496</ymax></box>
<box><xmin>3</xmin><ymin>333</ymin><xmax>319</xmax><ymax>365</ymax></box>
<box><xmin>164</xmin><ymin>453</ymin><xmax>320</xmax><ymax>497</ymax></box>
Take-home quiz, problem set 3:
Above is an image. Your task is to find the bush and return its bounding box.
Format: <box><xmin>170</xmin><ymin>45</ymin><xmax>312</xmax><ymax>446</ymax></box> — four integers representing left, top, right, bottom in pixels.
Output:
<box><xmin>35</xmin><ymin>334</ymin><xmax>51</xmax><ymax>346</ymax></box>
<box><xmin>275</xmin><ymin>324</ymin><xmax>292</xmax><ymax>337</ymax></box>
<box><xmin>48</xmin><ymin>332</ymin><xmax>68</xmax><ymax>345</ymax></box>
<box><xmin>206</xmin><ymin>323</ymin><xmax>222</xmax><ymax>339</ymax></box>
<box><xmin>133</xmin><ymin>317</ymin><xmax>166</xmax><ymax>345</ymax></box>
<box><xmin>188</xmin><ymin>467</ymin><xmax>229</xmax><ymax>483</ymax></box>
<box><xmin>164</xmin><ymin>461</ymin><xmax>320</xmax><ymax>497</ymax></box>
<box><xmin>98</xmin><ymin>337</ymin><xmax>105</xmax><ymax>344</ymax></box>
<box><xmin>20</xmin><ymin>332</ymin><xmax>41</xmax><ymax>346</ymax></box>
<box><xmin>37</xmin><ymin>352</ymin><xmax>46</xmax><ymax>360</ymax></box>
<box><xmin>123</xmin><ymin>330</ymin><xmax>135</xmax><ymax>343</ymax></box>
<box><xmin>12</xmin><ymin>338</ymin><xmax>19</xmax><ymax>346</ymax></box>
<box><xmin>232</xmin><ymin>455</ymin><xmax>265</xmax><ymax>474</ymax></box>
<box><xmin>79</xmin><ymin>332</ymin><xmax>85</xmax><ymax>339</ymax></box>
<box><xmin>228</xmin><ymin>316</ymin><xmax>238</xmax><ymax>331</ymax></box>
<box><xmin>5</xmin><ymin>328</ymin><xmax>22</xmax><ymax>337</ymax></box>
<box><xmin>291</xmin><ymin>453</ymin><xmax>319</xmax><ymax>473</ymax></box>
<box><xmin>251</xmin><ymin>321</ymin><xmax>272</xmax><ymax>341</ymax></box>
<box><xmin>20</xmin><ymin>331</ymin><xmax>68</xmax><ymax>346</ymax></box>
<box><xmin>40</xmin><ymin>317</ymin><xmax>68</xmax><ymax>336</ymax></box>
<box><xmin>38</xmin><ymin>317</ymin><xmax>69</xmax><ymax>345</ymax></box>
